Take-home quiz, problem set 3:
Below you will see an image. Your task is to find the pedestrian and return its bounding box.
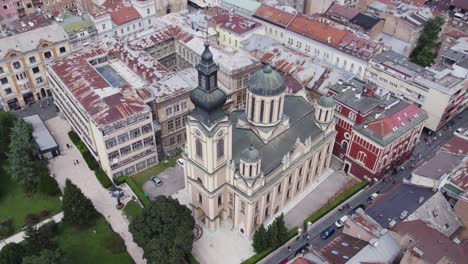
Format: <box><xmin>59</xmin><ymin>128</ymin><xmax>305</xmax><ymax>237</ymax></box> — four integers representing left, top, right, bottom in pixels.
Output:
<box><xmin>306</xmin><ymin>235</ymin><xmax>310</xmax><ymax>241</ymax></box>
<box><xmin>288</xmin><ymin>246</ymin><xmax>291</xmax><ymax>252</ymax></box>
<box><xmin>76</xmin><ymin>160</ymin><xmax>79</xmax><ymax>164</ymax></box>
<box><xmin>73</xmin><ymin>160</ymin><xmax>76</xmax><ymax>165</ymax></box>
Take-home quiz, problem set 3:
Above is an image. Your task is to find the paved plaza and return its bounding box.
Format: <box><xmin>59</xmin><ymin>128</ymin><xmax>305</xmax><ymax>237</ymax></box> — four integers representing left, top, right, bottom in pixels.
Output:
<box><xmin>45</xmin><ymin>116</ymin><xmax>146</xmax><ymax>264</ymax></box>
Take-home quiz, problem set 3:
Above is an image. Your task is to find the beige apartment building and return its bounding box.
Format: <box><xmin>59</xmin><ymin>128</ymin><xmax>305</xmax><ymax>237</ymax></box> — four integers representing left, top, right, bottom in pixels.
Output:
<box><xmin>183</xmin><ymin>42</ymin><xmax>337</xmax><ymax>236</ymax></box>
<box><xmin>0</xmin><ymin>15</ymin><xmax>70</xmax><ymax>110</ymax></box>
<box><xmin>47</xmin><ymin>47</ymin><xmax>159</xmax><ymax>179</ymax></box>
<box><xmin>365</xmin><ymin>50</ymin><xmax>467</xmax><ymax>131</ymax></box>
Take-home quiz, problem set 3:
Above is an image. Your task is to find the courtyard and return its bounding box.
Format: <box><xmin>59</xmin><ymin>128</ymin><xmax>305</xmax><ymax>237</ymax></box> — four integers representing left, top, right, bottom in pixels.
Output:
<box><xmin>141</xmin><ymin>164</ymin><xmax>185</xmax><ymax>200</ymax></box>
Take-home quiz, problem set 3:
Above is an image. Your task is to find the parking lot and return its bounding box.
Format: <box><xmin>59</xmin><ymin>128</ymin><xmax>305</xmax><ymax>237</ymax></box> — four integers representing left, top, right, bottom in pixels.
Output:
<box><xmin>141</xmin><ymin>162</ymin><xmax>185</xmax><ymax>200</ymax></box>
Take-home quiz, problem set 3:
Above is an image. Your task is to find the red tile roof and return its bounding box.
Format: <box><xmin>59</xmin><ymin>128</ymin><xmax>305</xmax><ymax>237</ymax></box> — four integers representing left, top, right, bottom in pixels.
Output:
<box><xmin>110</xmin><ymin>6</ymin><xmax>141</xmax><ymax>26</ymax></box>
<box><xmin>288</xmin><ymin>15</ymin><xmax>347</xmax><ymax>46</ymax></box>
<box><xmin>320</xmin><ymin>234</ymin><xmax>367</xmax><ymax>264</ymax></box>
<box><xmin>394</xmin><ymin>220</ymin><xmax>468</xmax><ymax>264</ymax></box>
<box><xmin>212</xmin><ymin>14</ymin><xmax>261</xmax><ymax>35</ymax></box>
<box><xmin>367</xmin><ymin>103</ymin><xmax>421</xmax><ymax>137</ymax></box>
<box><xmin>441</xmin><ymin>134</ymin><xmax>468</xmax><ymax>155</ymax></box>
<box><xmin>253</xmin><ymin>4</ymin><xmax>296</xmax><ymax>28</ymax></box>
<box><xmin>325</xmin><ymin>2</ymin><xmax>360</xmax><ymax>20</ymax></box>
<box><xmin>292</xmin><ymin>257</ymin><xmax>316</xmax><ymax>264</ymax></box>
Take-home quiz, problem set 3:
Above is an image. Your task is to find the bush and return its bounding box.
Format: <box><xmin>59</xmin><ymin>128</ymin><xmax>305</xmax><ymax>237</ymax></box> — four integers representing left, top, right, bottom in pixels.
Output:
<box><xmin>68</xmin><ymin>131</ymin><xmax>99</xmax><ymax>171</ymax></box>
<box><xmin>0</xmin><ymin>218</ymin><xmax>14</xmax><ymax>237</ymax></box>
<box><xmin>303</xmin><ymin>180</ymin><xmax>368</xmax><ymax>228</ymax></box>
<box><xmin>95</xmin><ymin>168</ymin><xmax>112</xmax><ymax>189</ymax></box>
<box><xmin>102</xmin><ymin>232</ymin><xmax>126</xmax><ymax>254</ymax></box>
<box><xmin>113</xmin><ymin>176</ymin><xmax>128</xmax><ymax>185</ymax></box>
<box><xmin>24</xmin><ymin>213</ymin><xmax>40</xmax><ymax>226</ymax></box>
<box><xmin>39</xmin><ymin>210</ymin><xmax>50</xmax><ymax>218</ymax></box>
<box><xmin>38</xmin><ymin>173</ymin><xmax>61</xmax><ymax>196</ymax></box>
<box><xmin>123</xmin><ymin>200</ymin><xmax>142</xmax><ymax>219</ymax></box>
<box><xmin>186</xmin><ymin>254</ymin><xmax>199</xmax><ymax>264</ymax></box>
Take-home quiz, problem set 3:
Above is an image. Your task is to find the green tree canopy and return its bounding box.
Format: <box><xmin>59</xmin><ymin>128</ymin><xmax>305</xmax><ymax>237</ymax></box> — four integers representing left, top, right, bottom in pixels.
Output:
<box><xmin>23</xmin><ymin>222</ymin><xmax>57</xmax><ymax>255</ymax></box>
<box><xmin>6</xmin><ymin>120</ymin><xmax>37</xmax><ymax>193</ymax></box>
<box><xmin>129</xmin><ymin>196</ymin><xmax>195</xmax><ymax>264</ymax></box>
<box><xmin>62</xmin><ymin>179</ymin><xmax>98</xmax><ymax>228</ymax></box>
<box><xmin>410</xmin><ymin>16</ymin><xmax>445</xmax><ymax>67</ymax></box>
<box><xmin>0</xmin><ymin>111</ymin><xmax>16</xmax><ymax>161</ymax></box>
<box><xmin>252</xmin><ymin>224</ymin><xmax>268</xmax><ymax>253</ymax></box>
<box><xmin>21</xmin><ymin>249</ymin><xmax>62</xmax><ymax>264</ymax></box>
<box><xmin>0</xmin><ymin>242</ymin><xmax>25</xmax><ymax>264</ymax></box>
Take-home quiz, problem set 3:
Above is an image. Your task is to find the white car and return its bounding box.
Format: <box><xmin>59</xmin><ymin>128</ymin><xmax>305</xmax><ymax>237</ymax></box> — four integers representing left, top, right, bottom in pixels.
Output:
<box><xmin>335</xmin><ymin>215</ymin><xmax>348</xmax><ymax>228</ymax></box>
<box><xmin>177</xmin><ymin>158</ymin><xmax>185</xmax><ymax>167</ymax></box>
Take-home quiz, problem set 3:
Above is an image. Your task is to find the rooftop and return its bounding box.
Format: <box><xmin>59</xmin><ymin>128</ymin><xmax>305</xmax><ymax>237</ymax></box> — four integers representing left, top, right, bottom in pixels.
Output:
<box><xmin>350</xmin><ymin>13</ymin><xmax>382</xmax><ymax>31</ymax></box>
<box><xmin>367</xmin><ymin>184</ymin><xmax>435</xmax><ymax>228</ymax></box>
<box><xmin>320</xmin><ymin>234</ymin><xmax>367</xmax><ymax>264</ymax></box>
<box><xmin>110</xmin><ymin>6</ymin><xmax>141</xmax><ymax>26</ymax></box>
<box><xmin>324</xmin><ymin>2</ymin><xmax>360</xmax><ymax>21</ymax></box>
<box><xmin>413</xmin><ymin>151</ymin><xmax>465</xmax><ymax>180</ymax></box>
<box><xmin>23</xmin><ymin>114</ymin><xmax>58</xmax><ymax>152</ymax></box>
<box><xmin>406</xmin><ymin>192</ymin><xmax>463</xmax><ymax>237</ymax></box>
<box><xmin>253</xmin><ymin>4</ymin><xmax>296</xmax><ymax>28</ymax></box>
<box><xmin>7</xmin><ymin>13</ymin><xmax>52</xmax><ymax>33</ymax></box>
<box><xmin>212</xmin><ymin>13</ymin><xmax>261</xmax><ymax>35</ymax></box>
<box><xmin>59</xmin><ymin>13</ymin><xmax>96</xmax><ymax>39</ymax></box>
<box><xmin>393</xmin><ymin>220</ymin><xmax>468</xmax><ymax>264</ymax></box>
<box><xmin>346</xmin><ymin>208</ymin><xmax>387</xmax><ymax>239</ymax></box>
<box><xmin>220</xmin><ymin>0</ymin><xmax>261</xmax><ymax>14</ymax></box>
<box><xmin>0</xmin><ymin>22</ymin><xmax>68</xmax><ymax>58</ymax></box>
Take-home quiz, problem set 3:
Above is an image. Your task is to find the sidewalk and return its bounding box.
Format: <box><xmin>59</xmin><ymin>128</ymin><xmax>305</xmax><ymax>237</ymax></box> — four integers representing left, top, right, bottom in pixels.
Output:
<box><xmin>45</xmin><ymin>116</ymin><xmax>146</xmax><ymax>264</ymax></box>
<box><xmin>0</xmin><ymin>212</ymin><xmax>64</xmax><ymax>250</ymax></box>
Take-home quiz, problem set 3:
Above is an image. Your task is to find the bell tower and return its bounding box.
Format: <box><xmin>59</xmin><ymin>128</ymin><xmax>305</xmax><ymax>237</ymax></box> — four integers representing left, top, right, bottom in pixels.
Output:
<box><xmin>315</xmin><ymin>95</ymin><xmax>336</xmax><ymax>133</ymax></box>
<box><xmin>184</xmin><ymin>42</ymin><xmax>232</xmax><ymax>231</ymax></box>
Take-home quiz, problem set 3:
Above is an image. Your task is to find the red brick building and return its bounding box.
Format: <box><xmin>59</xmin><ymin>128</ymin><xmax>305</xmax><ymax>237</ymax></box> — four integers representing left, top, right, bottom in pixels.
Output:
<box><xmin>328</xmin><ymin>78</ymin><xmax>428</xmax><ymax>181</ymax></box>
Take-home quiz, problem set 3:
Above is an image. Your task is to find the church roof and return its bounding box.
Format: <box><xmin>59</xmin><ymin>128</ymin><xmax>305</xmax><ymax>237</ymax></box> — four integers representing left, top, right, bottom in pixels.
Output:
<box><xmin>240</xmin><ymin>145</ymin><xmax>261</xmax><ymax>163</ymax></box>
<box><xmin>230</xmin><ymin>95</ymin><xmax>322</xmax><ymax>176</ymax></box>
<box><xmin>247</xmin><ymin>64</ymin><xmax>286</xmax><ymax>96</ymax></box>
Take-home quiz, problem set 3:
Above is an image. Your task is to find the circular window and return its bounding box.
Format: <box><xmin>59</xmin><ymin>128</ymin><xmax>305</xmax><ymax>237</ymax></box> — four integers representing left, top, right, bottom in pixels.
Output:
<box><xmin>344</xmin><ymin>132</ymin><xmax>351</xmax><ymax>139</ymax></box>
<box><xmin>195</xmin><ymin>129</ymin><xmax>201</xmax><ymax>137</ymax></box>
<box><xmin>217</xmin><ymin>130</ymin><xmax>223</xmax><ymax>137</ymax></box>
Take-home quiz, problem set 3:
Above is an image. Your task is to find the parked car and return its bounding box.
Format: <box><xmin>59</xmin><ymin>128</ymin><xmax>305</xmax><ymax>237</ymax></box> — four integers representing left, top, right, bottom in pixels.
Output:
<box><xmin>335</xmin><ymin>215</ymin><xmax>348</xmax><ymax>228</ymax></box>
<box><xmin>177</xmin><ymin>158</ymin><xmax>185</xmax><ymax>167</ymax></box>
<box><xmin>320</xmin><ymin>226</ymin><xmax>335</xmax><ymax>239</ymax></box>
<box><xmin>150</xmin><ymin>176</ymin><xmax>163</xmax><ymax>187</ymax></box>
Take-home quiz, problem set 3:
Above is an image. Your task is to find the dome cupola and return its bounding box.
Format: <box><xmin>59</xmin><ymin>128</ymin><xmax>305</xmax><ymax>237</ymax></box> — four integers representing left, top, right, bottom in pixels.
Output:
<box><xmin>239</xmin><ymin>145</ymin><xmax>261</xmax><ymax>178</ymax></box>
<box><xmin>247</xmin><ymin>64</ymin><xmax>286</xmax><ymax>96</ymax></box>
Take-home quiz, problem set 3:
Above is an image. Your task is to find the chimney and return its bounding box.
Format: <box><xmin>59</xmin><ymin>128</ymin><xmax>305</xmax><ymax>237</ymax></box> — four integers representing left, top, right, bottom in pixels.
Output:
<box><xmin>327</xmin><ymin>36</ymin><xmax>331</xmax><ymax>44</ymax></box>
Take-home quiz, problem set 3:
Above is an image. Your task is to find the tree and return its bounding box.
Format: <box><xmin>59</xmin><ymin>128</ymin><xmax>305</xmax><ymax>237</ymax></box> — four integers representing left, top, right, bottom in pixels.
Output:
<box><xmin>21</xmin><ymin>249</ymin><xmax>61</xmax><ymax>264</ymax></box>
<box><xmin>0</xmin><ymin>243</ymin><xmax>25</xmax><ymax>264</ymax></box>
<box><xmin>252</xmin><ymin>224</ymin><xmax>268</xmax><ymax>253</ymax></box>
<box><xmin>266</xmin><ymin>220</ymin><xmax>279</xmax><ymax>247</ymax></box>
<box><xmin>410</xmin><ymin>16</ymin><xmax>445</xmax><ymax>67</ymax></box>
<box><xmin>37</xmin><ymin>161</ymin><xmax>60</xmax><ymax>196</ymax></box>
<box><xmin>6</xmin><ymin>120</ymin><xmax>37</xmax><ymax>193</ymax></box>
<box><xmin>62</xmin><ymin>179</ymin><xmax>97</xmax><ymax>228</ymax></box>
<box><xmin>0</xmin><ymin>112</ymin><xmax>16</xmax><ymax>161</ymax></box>
<box><xmin>129</xmin><ymin>196</ymin><xmax>195</xmax><ymax>264</ymax></box>
<box><xmin>275</xmin><ymin>213</ymin><xmax>288</xmax><ymax>244</ymax></box>
<box><xmin>23</xmin><ymin>222</ymin><xmax>57</xmax><ymax>255</ymax></box>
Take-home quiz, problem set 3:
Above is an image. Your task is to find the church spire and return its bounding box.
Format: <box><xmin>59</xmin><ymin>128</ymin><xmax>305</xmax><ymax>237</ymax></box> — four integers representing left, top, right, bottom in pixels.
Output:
<box><xmin>190</xmin><ymin>42</ymin><xmax>227</xmax><ymax>126</ymax></box>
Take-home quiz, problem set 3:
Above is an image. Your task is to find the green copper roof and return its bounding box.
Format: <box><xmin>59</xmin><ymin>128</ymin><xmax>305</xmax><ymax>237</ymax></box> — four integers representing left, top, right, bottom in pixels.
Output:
<box><xmin>61</xmin><ymin>13</ymin><xmax>95</xmax><ymax>38</ymax></box>
<box><xmin>443</xmin><ymin>183</ymin><xmax>463</xmax><ymax>196</ymax></box>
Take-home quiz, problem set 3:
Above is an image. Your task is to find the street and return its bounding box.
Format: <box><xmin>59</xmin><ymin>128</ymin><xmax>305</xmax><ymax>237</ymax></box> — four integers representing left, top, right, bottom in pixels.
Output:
<box><xmin>260</xmin><ymin>110</ymin><xmax>467</xmax><ymax>264</ymax></box>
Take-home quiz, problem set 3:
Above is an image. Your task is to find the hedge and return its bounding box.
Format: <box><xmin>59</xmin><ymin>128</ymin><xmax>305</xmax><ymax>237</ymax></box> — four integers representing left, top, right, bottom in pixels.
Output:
<box><xmin>242</xmin><ymin>227</ymin><xmax>299</xmax><ymax>264</ymax></box>
<box><xmin>113</xmin><ymin>176</ymin><xmax>150</xmax><ymax>208</ymax></box>
<box><xmin>68</xmin><ymin>131</ymin><xmax>109</xmax><ymax>188</ymax></box>
<box><xmin>303</xmin><ymin>180</ymin><xmax>369</xmax><ymax>228</ymax></box>
<box><xmin>95</xmin><ymin>168</ymin><xmax>112</xmax><ymax>189</ymax></box>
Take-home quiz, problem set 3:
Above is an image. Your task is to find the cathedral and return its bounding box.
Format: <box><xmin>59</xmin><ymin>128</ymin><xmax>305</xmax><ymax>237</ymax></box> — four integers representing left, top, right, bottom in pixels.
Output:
<box><xmin>183</xmin><ymin>42</ymin><xmax>337</xmax><ymax>236</ymax></box>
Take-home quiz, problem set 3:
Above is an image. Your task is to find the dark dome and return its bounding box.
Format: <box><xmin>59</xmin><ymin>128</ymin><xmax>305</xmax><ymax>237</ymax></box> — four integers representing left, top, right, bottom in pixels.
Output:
<box><xmin>240</xmin><ymin>145</ymin><xmax>261</xmax><ymax>163</ymax></box>
<box><xmin>190</xmin><ymin>88</ymin><xmax>226</xmax><ymax>113</ymax></box>
<box><xmin>317</xmin><ymin>95</ymin><xmax>336</xmax><ymax>108</ymax></box>
<box><xmin>201</xmin><ymin>41</ymin><xmax>213</xmax><ymax>62</ymax></box>
<box><xmin>247</xmin><ymin>64</ymin><xmax>286</xmax><ymax>96</ymax></box>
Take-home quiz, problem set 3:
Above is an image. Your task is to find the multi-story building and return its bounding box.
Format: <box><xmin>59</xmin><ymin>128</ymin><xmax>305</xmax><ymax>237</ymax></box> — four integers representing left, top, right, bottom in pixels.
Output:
<box><xmin>90</xmin><ymin>0</ymin><xmax>157</xmax><ymax>40</ymax></box>
<box><xmin>365</xmin><ymin>50</ymin><xmax>467</xmax><ymax>131</ymax></box>
<box><xmin>328</xmin><ymin>78</ymin><xmax>428</xmax><ymax>181</ymax></box>
<box><xmin>183</xmin><ymin>42</ymin><xmax>337</xmax><ymax>236</ymax></box>
<box><xmin>0</xmin><ymin>14</ymin><xmax>70</xmax><ymax>110</ymax></box>
<box><xmin>58</xmin><ymin>12</ymin><xmax>98</xmax><ymax>52</ymax></box>
<box><xmin>154</xmin><ymin>0</ymin><xmax>186</xmax><ymax>16</ymax></box>
<box><xmin>0</xmin><ymin>0</ymin><xmax>21</xmax><ymax>30</ymax></box>
<box><xmin>39</xmin><ymin>0</ymin><xmax>76</xmax><ymax>14</ymax></box>
<box><xmin>220</xmin><ymin>0</ymin><xmax>261</xmax><ymax>16</ymax></box>
<box><xmin>211</xmin><ymin>10</ymin><xmax>262</xmax><ymax>51</ymax></box>
<box><xmin>253</xmin><ymin>4</ymin><xmax>383</xmax><ymax>79</ymax></box>
<box><xmin>47</xmin><ymin>46</ymin><xmax>159</xmax><ymax>179</ymax></box>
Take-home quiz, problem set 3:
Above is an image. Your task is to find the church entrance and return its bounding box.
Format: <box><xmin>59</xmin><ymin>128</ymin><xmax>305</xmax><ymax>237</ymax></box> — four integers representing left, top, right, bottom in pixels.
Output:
<box><xmin>344</xmin><ymin>163</ymin><xmax>350</xmax><ymax>174</ymax></box>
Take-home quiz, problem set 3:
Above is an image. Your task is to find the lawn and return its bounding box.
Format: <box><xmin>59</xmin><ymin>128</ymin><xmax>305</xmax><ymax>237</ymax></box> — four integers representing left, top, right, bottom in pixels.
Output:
<box><xmin>0</xmin><ymin>169</ymin><xmax>62</xmax><ymax>236</ymax></box>
<box><xmin>123</xmin><ymin>200</ymin><xmax>142</xmax><ymax>219</ymax></box>
<box><xmin>132</xmin><ymin>154</ymin><xmax>181</xmax><ymax>189</ymax></box>
<box><xmin>57</xmin><ymin>216</ymin><xmax>132</xmax><ymax>264</ymax></box>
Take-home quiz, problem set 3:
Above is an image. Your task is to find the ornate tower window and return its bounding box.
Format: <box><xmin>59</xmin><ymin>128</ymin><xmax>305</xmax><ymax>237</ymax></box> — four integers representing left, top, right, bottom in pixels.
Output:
<box><xmin>217</xmin><ymin>139</ymin><xmax>224</xmax><ymax>158</ymax></box>
<box><xmin>196</xmin><ymin>139</ymin><xmax>203</xmax><ymax>158</ymax></box>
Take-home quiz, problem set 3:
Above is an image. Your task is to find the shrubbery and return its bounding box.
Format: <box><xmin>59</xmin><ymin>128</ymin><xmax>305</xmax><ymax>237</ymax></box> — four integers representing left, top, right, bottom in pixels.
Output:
<box><xmin>24</xmin><ymin>213</ymin><xmax>40</xmax><ymax>226</ymax></box>
<box><xmin>95</xmin><ymin>168</ymin><xmax>112</xmax><ymax>189</ymax></box>
<box><xmin>102</xmin><ymin>232</ymin><xmax>126</xmax><ymax>254</ymax></box>
<box><xmin>0</xmin><ymin>218</ymin><xmax>13</xmax><ymax>237</ymax></box>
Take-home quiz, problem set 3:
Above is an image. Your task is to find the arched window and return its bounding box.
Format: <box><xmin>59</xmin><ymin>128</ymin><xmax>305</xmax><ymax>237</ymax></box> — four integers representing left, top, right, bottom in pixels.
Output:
<box><xmin>269</xmin><ymin>100</ymin><xmax>274</xmax><ymax>123</ymax></box>
<box><xmin>217</xmin><ymin>139</ymin><xmax>224</xmax><ymax>158</ymax></box>
<box><xmin>319</xmin><ymin>109</ymin><xmax>323</xmax><ymax>120</ymax></box>
<box><xmin>260</xmin><ymin>100</ymin><xmax>265</xmax><ymax>122</ymax></box>
<box><xmin>341</xmin><ymin>141</ymin><xmax>348</xmax><ymax>151</ymax></box>
<box><xmin>324</xmin><ymin>110</ymin><xmax>329</xmax><ymax>121</ymax></box>
<box><xmin>242</xmin><ymin>163</ymin><xmax>245</xmax><ymax>175</ymax></box>
<box><xmin>250</xmin><ymin>96</ymin><xmax>255</xmax><ymax>120</ymax></box>
<box><xmin>249</xmin><ymin>165</ymin><xmax>252</xmax><ymax>177</ymax></box>
<box><xmin>218</xmin><ymin>195</ymin><xmax>222</xmax><ymax>206</ymax></box>
<box><xmin>357</xmin><ymin>151</ymin><xmax>367</xmax><ymax>163</ymax></box>
<box><xmin>195</xmin><ymin>139</ymin><xmax>203</xmax><ymax>158</ymax></box>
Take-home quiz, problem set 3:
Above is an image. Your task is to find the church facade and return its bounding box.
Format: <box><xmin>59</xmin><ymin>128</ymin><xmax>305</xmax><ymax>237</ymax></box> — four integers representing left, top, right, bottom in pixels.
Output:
<box><xmin>182</xmin><ymin>42</ymin><xmax>337</xmax><ymax>236</ymax></box>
